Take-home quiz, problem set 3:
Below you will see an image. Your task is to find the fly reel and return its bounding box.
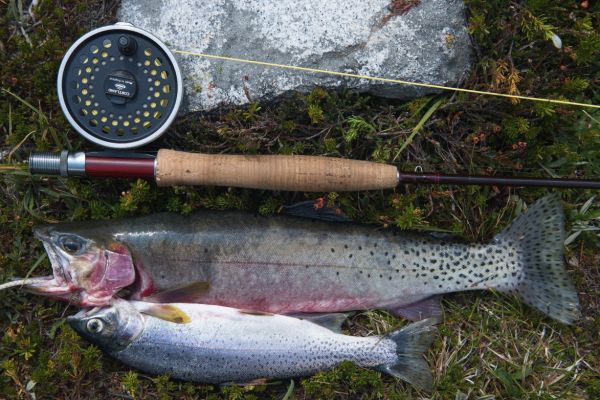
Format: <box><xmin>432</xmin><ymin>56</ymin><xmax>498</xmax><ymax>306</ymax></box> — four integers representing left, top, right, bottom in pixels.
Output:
<box><xmin>58</xmin><ymin>22</ymin><xmax>183</xmax><ymax>149</ymax></box>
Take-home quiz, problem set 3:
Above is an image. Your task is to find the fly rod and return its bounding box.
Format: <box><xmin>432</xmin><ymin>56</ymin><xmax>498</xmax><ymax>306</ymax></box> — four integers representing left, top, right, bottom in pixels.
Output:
<box><xmin>28</xmin><ymin>150</ymin><xmax>600</xmax><ymax>191</ymax></box>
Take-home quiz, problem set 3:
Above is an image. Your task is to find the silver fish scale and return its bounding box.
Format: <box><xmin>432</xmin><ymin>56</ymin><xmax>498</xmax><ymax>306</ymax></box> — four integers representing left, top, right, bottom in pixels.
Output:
<box><xmin>112</xmin><ymin>309</ymin><xmax>396</xmax><ymax>383</ymax></box>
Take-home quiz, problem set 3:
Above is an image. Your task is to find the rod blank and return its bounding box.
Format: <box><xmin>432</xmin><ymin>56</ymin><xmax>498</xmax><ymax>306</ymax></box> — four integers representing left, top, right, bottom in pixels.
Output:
<box><xmin>398</xmin><ymin>172</ymin><xmax>600</xmax><ymax>189</ymax></box>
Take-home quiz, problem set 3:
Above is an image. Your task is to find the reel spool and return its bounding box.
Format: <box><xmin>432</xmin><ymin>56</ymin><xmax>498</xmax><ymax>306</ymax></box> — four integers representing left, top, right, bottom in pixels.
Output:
<box><xmin>57</xmin><ymin>22</ymin><xmax>183</xmax><ymax>149</ymax></box>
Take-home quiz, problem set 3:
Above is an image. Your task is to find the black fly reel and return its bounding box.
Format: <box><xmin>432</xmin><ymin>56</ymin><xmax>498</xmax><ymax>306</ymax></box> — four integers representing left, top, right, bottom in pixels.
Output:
<box><xmin>58</xmin><ymin>23</ymin><xmax>183</xmax><ymax>149</ymax></box>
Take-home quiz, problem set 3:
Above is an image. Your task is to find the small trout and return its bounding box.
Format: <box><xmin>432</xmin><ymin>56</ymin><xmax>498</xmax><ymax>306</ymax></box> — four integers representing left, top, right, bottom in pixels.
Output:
<box><xmin>4</xmin><ymin>195</ymin><xmax>580</xmax><ymax>324</ymax></box>
<box><xmin>68</xmin><ymin>300</ymin><xmax>437</xmax><ymax>390</ymax></box>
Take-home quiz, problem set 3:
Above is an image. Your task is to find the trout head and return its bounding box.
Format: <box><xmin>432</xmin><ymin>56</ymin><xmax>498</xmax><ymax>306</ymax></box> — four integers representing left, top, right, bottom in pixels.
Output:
<box><xmin>68</xmin><ymin>299</ymin><xmax>144</xmax><ymax>353</ymax></box>
<box><xmin>28</xmin><ymin>226</ymin><xmax>136</xmax><ymax>306</ymax></box>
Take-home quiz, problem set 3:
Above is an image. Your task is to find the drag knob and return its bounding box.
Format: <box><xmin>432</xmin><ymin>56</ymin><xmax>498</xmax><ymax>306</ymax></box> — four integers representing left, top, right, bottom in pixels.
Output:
<box><xmin>118</xmin><ymin>35</ymin><xmax>137</xmax><ymax>56</ymax></box>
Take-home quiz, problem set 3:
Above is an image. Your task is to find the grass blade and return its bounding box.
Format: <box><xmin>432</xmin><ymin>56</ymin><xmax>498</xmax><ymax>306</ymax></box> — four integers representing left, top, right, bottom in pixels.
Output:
<box><xmin>393</xmin><ymin>97</ymin><xmax>444</xmax><ymax>162</ymax></box>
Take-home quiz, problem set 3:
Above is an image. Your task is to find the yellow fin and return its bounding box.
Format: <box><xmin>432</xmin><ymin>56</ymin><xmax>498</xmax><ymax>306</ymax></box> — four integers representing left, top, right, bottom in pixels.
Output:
<box><xmin>139</xmin><ymin>304</ymin><xmax>191</xmax><ymax>324</ymax></box>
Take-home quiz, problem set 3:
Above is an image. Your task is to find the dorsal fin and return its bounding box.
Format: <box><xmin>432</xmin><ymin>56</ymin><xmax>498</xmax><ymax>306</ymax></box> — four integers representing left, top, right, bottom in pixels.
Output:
<box><xmin>282</xmin><ymin>199</ymin><xmax>352</xmax><ymax>222</ymax></box>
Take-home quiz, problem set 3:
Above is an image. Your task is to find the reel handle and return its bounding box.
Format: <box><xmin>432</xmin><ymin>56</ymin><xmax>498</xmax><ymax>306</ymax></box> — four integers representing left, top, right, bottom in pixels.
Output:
<box><xmin>155</xmin><ymin>149</ymin><xmax>399</xmax><ymax>192</ymax></box>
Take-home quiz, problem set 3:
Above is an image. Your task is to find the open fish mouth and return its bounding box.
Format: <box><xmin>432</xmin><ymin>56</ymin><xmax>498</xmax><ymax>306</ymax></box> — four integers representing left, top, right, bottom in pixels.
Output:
<box><xmin>0</xmin><ymin>226</ymin><xmax>139</xmax><ymax>307</ymax></box>
<box><xmin>0</xmin><ymin>229</ymin><xmax>80</xmax><ymax>302</ymax></box>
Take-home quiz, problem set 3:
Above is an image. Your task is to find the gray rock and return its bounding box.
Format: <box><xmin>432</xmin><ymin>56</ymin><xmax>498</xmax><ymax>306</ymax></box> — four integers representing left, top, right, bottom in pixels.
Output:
<box><xmin>118</xmin><ymin>0</ymin><xmax>471</xmax><ymax>112</ymax></box>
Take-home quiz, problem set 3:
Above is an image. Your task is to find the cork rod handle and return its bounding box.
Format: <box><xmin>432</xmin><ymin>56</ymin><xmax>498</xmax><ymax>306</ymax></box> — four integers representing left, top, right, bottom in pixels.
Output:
<box><xmin>155</xmin><ymin>149</ymin><xmax>398</xmax><ymax>192</ymax></box>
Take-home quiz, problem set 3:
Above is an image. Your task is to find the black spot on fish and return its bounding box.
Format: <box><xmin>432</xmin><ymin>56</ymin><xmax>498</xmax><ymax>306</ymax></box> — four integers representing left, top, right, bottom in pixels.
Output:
<box><xmin>331</xmin><ymin>248</ymin><xmax>335</xmax><ymax>253</ymax></box>
<box><xmin>358</xmin><ymin>246</ymin><xmax>362</xmax><ymax>250</ymax></box>
<box><xmin>349</xmin><ymin>254</ymin><xmax>353</xmax><ymax>259</ymax></box>
<box><xmin>344</xmin><ymin>244</ymin><xmax>348</xmax><ymax>249</ymax></box>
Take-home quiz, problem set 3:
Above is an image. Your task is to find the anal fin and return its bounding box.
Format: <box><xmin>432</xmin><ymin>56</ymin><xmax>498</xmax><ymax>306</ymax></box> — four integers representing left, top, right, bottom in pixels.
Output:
<box><xmin>387</xmin><ymin>296</ymin><xmax>443</xmax><ymax>322</ymax></box>
<box><xmin>286</xmin><ymin>312</ymin><xmax>350</xmax><ymax>333</ymax></box>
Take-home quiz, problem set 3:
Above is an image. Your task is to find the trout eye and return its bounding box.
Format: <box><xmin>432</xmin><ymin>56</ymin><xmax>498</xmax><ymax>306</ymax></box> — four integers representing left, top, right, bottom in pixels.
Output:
<box><xmin>86</xmin><ymin>318</ymin><xmax>104</xmax><ymax>334</ymax></box>
<box><xmin>60</xmin><ymin>236</ymin><xmax>84</xmax><ymax>254</ymax></box>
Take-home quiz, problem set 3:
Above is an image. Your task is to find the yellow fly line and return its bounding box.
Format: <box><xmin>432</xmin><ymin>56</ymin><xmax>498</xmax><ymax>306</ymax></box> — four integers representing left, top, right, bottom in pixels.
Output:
<box><xmin>173</xmin><ymin>49</ymin><xmax>599</xmax><ymax>110</ymax></box>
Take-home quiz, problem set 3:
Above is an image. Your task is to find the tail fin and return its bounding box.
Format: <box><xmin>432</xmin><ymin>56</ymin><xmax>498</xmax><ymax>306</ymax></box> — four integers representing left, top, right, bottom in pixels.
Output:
<box><xmin>496</xmin><ymin>195</ymin><xmax>580</xmax><ymax>324</ymax></box>
<box><xmin>377</xmin><ymin>318</ymin><xmax>436</xmax><ymax>391</ymax></box>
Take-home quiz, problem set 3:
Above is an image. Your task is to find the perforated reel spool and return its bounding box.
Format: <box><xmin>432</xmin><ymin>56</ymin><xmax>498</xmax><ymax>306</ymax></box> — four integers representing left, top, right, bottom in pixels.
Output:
<box><xmin>58</xmin><ymin>22</ymin><xmax>183</xmax><ymax>149</ymax></box>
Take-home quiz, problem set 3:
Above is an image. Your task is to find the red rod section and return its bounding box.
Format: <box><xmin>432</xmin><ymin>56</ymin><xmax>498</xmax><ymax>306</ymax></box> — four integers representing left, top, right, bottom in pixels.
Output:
<box><xmin>85</xmin><ymin>156</ymin><xmax>155</xmax><ymax>178</ymax></box>
<box><xmin>398</xmin><ymin>172</ymin><xmax>600</xmax><ymax>189</ymax></box>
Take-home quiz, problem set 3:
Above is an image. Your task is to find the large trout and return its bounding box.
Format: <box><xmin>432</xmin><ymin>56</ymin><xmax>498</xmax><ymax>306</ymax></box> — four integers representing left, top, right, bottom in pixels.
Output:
<box><xmin>4</xmin><ymin>195</ymin><xmax>580</xmax><ymax>324</ymax></box>
<box><xmin>68</xmin><ymin>300</ymin><xmax>437</xmax><ymax>390</ymax></box>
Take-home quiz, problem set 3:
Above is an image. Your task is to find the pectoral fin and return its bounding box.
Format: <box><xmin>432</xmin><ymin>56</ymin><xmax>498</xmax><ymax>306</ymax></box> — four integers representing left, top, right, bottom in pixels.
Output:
<box><xmin>387</xmin><ymin>296</ymin><xmax>443</xmax><ymax>322</ymax></box>
<box><xmin>145</xmin><ymin>281</ymin><xmax>210</xmax><ymax>303</ymax></box>
<box><xmin>137</xmin><ymin>303</ymin><xmax>191</xmax><ymax>324</ymax></box>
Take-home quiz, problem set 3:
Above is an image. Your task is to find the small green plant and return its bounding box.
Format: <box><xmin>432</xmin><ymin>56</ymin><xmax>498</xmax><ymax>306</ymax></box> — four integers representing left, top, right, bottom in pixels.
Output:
<box><xmin>122</xmin><ymin>370</ymin><xmax>140</xmax><ymax>398</ymax></box>
<box><xmin>343</xmin><ymin>116</ymin><xmax>376</xmax><ymax>143</ymax></box>
<box><xmin>565</xmin><ymin>196</ymin><xmax>600</xmax><ymax>245</ymax></box>
<box><xmin>519</xmin><ymin>9</ymin><xmax>557</xmax><ymax>43</ymax></box>
<box><xmin>153</xmin><ymin>374</ymin><xmax>176</xmax><ymax>400</ymax></box>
